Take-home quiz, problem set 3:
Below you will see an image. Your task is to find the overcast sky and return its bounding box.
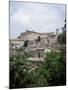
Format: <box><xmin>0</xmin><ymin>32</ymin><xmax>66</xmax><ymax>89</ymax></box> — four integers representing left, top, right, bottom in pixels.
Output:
<box><xmin>10</xmin><ymin>1</ymin><xmax>66</xmax><ymax>38</ymax></box>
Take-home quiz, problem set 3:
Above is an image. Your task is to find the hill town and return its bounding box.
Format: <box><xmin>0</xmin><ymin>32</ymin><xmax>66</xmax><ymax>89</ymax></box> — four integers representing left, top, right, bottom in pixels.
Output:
<box><xmin>10</xmin><ymin>30</ymin><xmax>60</xmax><ymax>61</ymax></box>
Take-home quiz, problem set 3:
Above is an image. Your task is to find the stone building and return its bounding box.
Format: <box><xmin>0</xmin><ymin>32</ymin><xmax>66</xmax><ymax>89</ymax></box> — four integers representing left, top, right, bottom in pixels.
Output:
<box><xmin>10</xmin><ymin>30</ymin><xmax>59</xmax><ymax>57</ymax></box>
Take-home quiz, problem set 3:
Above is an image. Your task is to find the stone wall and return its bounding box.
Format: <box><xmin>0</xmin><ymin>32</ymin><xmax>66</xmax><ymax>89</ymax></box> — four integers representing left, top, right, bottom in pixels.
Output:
<box><xmin>10</xmin><ymin>30</ymin><xmax>59</xmax><ymax>54</ymax></box>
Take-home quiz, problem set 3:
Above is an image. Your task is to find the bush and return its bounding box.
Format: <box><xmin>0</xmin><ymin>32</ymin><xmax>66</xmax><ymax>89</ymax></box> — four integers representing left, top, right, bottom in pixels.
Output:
<box><xmin>44</xmin><ymin>50</ymin><xmax>66</xmax><ymax>86</ymax></box>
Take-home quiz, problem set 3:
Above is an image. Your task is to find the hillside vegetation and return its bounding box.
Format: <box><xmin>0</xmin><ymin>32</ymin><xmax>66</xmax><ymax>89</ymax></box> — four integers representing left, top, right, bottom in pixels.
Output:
<box><xmin>10</xmin><ymin>20</ymin><xmax>66</xmax><ymax>88</ymax></box>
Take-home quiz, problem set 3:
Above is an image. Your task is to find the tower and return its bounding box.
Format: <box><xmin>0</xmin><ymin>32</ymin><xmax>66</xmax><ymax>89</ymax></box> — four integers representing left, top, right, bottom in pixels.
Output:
<box><xmin>56</xmin><ymin>28</ymin><xmax>59</xmax><ymax>35</ymax></box>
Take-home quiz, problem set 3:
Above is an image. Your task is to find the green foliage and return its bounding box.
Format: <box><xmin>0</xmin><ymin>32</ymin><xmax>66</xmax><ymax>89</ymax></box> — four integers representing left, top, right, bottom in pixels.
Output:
<box><xmin>58</xmin><ymin>31</ymin><xmax>66</xmax><ymax>44</ymax></box>
<box><xmin>44</xmin><ymin>20</ymin><xmax>66</xmax><ymax>86</ymax></box>
<box><xmin>10</xmin><ymin>48</ymin><xmax>48</xmax><ymax>88</ymax></box>
<box><xmin>10</xmin><ymin>20</ymin><xmax>66</xmax><ymax>88</ymax></box>
<box><xmin>44</xmin><ymin>51</ymin><xmax>66</xmax><ymax>86</ymax></box>
<box><xmin>10</xmin><ymin>47</ymin><xmax>66</xmax><ymax>88</ymax></box>
<box><xmin>58</xmin><ymin>19</ymin><xmax>66</xmax><ymax>45</ymax></box>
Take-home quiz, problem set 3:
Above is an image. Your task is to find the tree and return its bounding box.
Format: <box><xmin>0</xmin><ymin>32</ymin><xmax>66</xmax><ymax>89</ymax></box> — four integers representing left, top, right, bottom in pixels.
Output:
<box><xmin>44</xmin><ymin>51</ymin><xmax>66</xmax><ymax>86</ymax></box>
<box><xmin>57</xmin><ymin>19</ymin><xmax>66</xmax><ymax>85</ymax></box>
<box><xmin>58</xmin><ymin>19</ymin><xmax>66</xmax><ymax>45</ymax></box>
<box><xmin>10</xmin><ymin>19</ymin><xmax>66</xmax><ymax>88</ymax></box>
<box><xmin>58</xmin><ymin>29</ymin><xmax>66</xmax><ymax>44</ymax></box>
<box><xmin>10</xmin><ymin>48</ymin><xmax>29</xmax><ymax>88</ymax></box>
<box><xmin>10</xmin><ymin>47</ymin><xmax>48</xmax><ymax>88</ymax></box>
<box><xmin>44</xmin><ymin>19</ymin><xmax>66</xmax><ymax>86</ymax></box>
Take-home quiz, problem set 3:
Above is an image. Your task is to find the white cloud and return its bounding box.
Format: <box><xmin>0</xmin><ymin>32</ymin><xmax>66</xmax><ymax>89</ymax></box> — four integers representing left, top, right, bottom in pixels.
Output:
<box><xmin>10</xmin><ymin>2</ymin><xmax>65</xmax><ymax>38</ymax></box>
